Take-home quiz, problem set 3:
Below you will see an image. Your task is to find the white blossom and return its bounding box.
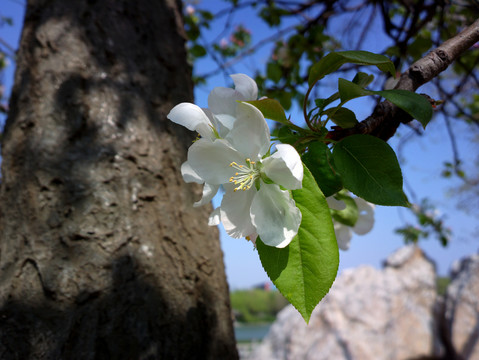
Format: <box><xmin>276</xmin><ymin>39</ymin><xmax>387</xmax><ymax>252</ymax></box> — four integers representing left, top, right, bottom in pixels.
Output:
<box><xmin>184</xmin><ymin>102</ymin><xmax>303</xmax><ymax>248</ymax></box>
<box><xmin>328</xmin><ymin>196</ymin><xmax>375</xmax><ymax>250</ymax></box>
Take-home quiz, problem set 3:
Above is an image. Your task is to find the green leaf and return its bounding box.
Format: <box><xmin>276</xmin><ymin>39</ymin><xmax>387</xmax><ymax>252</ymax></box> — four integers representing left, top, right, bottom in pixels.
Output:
<box><xmin>190</xmin><ymin>44</ymin><xmax>207</xmax><ymax>58</ymax></box>
<box><xmin>374</xmin><ymin>89</ymin><xmax>433</xmax><ymax>129</ymax></box>
<box><xmin>338</xmin><ymin>78</ymin><xmax>370</xmax><ymax>103</ymax></box>
<box><xmin>324</xmin><ymin>107</ymin><xmax>358</xmax><ymax>128</ymax></box>
<box><xmin>274</xmin><ymin>126</ymin><xmax>301</xmax><ymax>146</ymax></box>
<box><xmin>352</xmin><ymin>72</ymin><xmax>375</xmax><ymax>87</ymax></box>
<box><xmin>338</xmin><ymin>79</ymin><xmax>433</xmax><ymax>128</ymax></box>
<box><xmin>308</xmin><ymin>51</ymin><xmax>395</xmax><ymax>87</ymax></box>
<box><xmin>257</xmin><ymin>165</ymin><xmax>339</xmax><ymax>323</ymax></box>
<box><xmin>267</xmin><ymin>62</ymin><xmax>283</xmax><ymax>83</ymax></box>
<box><xmin>331</xmin><ymin>134</ymin><xmax>408</xmax><ymax>206</ymax></box>
<box><xmin>246</xmin><ymin>98</ymin><xmax>288</xmax><ymax>124</ymax></box>
<box><xmin>302</xmin><ymin>142</ymin><xmax>343</xmax><ymax>197</ymax></box>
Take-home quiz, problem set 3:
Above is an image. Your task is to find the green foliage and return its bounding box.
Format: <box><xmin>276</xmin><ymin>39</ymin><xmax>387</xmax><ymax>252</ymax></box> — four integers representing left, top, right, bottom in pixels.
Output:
<box><xmin>308</xmin><ymin>51</ymin><xmax>396</xmax><ymax>87</ymax></box>
<box><xmin>257</xmin><ymin>166</ymin><xmax>339</xmax><ymax>323</ymax></box>
<box><xmin>230</xmin><ymin>289</ymin><xmax>289</xmax><ymax>323</ymax></box>
<box><xmin>395</xmin><ymin>199</ymin><xmax>451</xmax><ymax>247</ymax></box>
<box><xmin>301</xmin><ymin>142</ymin><xmax>342</xmax><ymax>197</ymax></box>
<box><xmin>331</xmin><ymin>134</ymin><xmax>408</xmax><ymax>206</ymax></box>
<box><xmin>246</xmin><ymin>98</ymin><xmax>288</xmax><ymax>124</ymax></box>
<box><xmin>337</xmin><ymin>79</ymin><xmax>433</xmax><ymax>128</ymax></box>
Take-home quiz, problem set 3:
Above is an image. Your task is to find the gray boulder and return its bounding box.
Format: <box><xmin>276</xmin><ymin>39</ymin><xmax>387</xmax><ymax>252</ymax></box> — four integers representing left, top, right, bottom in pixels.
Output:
<box><xmin>444</xmin><ymin>254</ymin><xmax>479</xmax><ymax>360</ymax></box>
<box><xmin>251</xmin><ymin>245</ymin><xmax>443</xmax><ymax>360</ymax></box>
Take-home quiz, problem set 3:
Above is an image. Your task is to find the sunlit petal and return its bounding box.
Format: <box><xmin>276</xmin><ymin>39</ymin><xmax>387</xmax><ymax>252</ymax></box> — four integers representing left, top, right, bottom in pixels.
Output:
<box><xmin>250</xmin><ymin>183</ymin><xmax>301</xmax><ymax>248</ymax></box>
<box><xmin>167</xmin><ymin>103</ymin><xmax>214</xmax><ymax>140</ymax></box>
<box><xmin>334</xmin><ymin>223</ymin><xmax>352</xmax><ymax>250</ymax></box>
<box><xmin>326</xmin><ymin>196</ymin><xmax>346</xmax><ymax>210</ymax></box>
<box><xmin>181</xmin><ymin>161</ymin><xmax>202</xmax><ymax>183</ymax></box>
<box><xmin>230</xmin><ymin>73</ymin><xmax>258</xmax><ymax>100</ymax></box>
<box><xmin>187</xmin><ymin>139</ymin><xmax>243</xmax><ymax>185</ymax></box>
<box><xmin>194</xmin><ymin>183</ymin><xmax>220</xmax><ymax>207</ymax></box>
<box><xmin>208</xmin><ymin>207</ymin><xmax>221</xmax><ymax>226</ymax></box>
<box><xmin>263</xmin><ymin>144</ymin><xmax>303</xmax><ymax>190</ymax></box>
<box><xmin>220</xmin><ymin>184</ymin><xmax>257</xmax><ymax>238</ymax></box>
<box><xmin>352</xmin><ymin>197</ymin><xmax>375</xmax><ymax>235</ymax></box>
<box><xmin>225</xmin><ymin>102</ymin><xmax>270</xmax><ymax>160</ymax></box>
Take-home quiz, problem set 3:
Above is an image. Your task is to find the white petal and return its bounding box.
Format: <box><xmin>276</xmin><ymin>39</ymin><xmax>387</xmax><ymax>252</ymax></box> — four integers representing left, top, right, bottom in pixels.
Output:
<box><xmin>334</xmin><ymin>222</ymin><xmax>352</xmax><ymax>250</ymax></box>
<box><xmin>208</xmin><ymin>87</ymin><xmax>238</xmax><ymax>119</ymax></box>
<box><xmin>181</xmin><ymin>161</ymin><xmax>203</xmax><ymax>183</ymax></box>
<box><xmin>187</xmin><ymin>139</ymin><xmax>243</xmax><ymax>185</ymax></box>
<box><xmin>263</xmin><ymin>144</ymin><xmax>303</xmax><ymax>190</ymax></box>
<box><xmin>230</xmin><ymin>74</ymin><xmax>258</xmax><ymax>100</ymax></box>
<box><xmin>247</xmin><ymin>232</ymin><xmax>258</xmax><ymax>246</ymax></box>
<box><xmin>208</xmin><ymin>207</ymin><xmax>221</xmax><ymax>226</ymax></box>
<box><xmin>167</xmin><ymin>103</ymin><xmax>214</xmax><ymax>140</ymax></box>
<box><xmin>220</xmin><ymin>184</ymin><xmax>257</xmax><ymax>238</ymax></box>
<box><xmin>326</xmin><ymin>196</ymin><xmax>346</xmax><ymax>210</ymax></box>
<box><xmin>194</xmin><ymin>183</ymin><xmax>220</xmax><ymax>207</ymax></box>
<box><xmin>250</xmin><ymin>183</ymin><xmax>301</xmax><ymax>248</ymax></box>
<box><xmin>225</xmin><ymin>102</ymin><xmax>270</xmax><ymax>160</ymax></box>
<box><xmin>352</xmin><ymin>197</ymin><xmax>375</xmax><ymax>235</ymax></box>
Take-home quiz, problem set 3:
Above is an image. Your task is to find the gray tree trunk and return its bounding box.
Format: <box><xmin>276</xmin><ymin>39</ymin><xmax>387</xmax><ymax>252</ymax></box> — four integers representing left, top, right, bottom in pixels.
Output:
<box><xmin>0</xmin><ymin>0</ymin><xmax>238</xmax><ymax>359</ymax></box>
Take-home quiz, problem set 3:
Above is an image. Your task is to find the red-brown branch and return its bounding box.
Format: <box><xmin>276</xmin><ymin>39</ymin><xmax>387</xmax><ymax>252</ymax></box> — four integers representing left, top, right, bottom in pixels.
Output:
<box><xmin>328</xmin><ymin>18</ymin><xmax>479</xmax><ymax>142</ymax></box>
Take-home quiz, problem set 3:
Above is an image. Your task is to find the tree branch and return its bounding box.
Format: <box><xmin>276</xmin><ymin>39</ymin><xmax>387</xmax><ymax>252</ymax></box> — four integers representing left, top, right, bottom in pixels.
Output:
<box><xmin>329</xmin><ymin>18</ymin><xmax>479</xmax><ymax>142</ymax></box>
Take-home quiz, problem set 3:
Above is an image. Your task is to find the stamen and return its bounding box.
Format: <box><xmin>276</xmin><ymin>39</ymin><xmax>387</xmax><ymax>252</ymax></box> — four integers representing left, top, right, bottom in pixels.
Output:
<box><xmin>229</xmin><ymin>160</ymin><xmax>260</xmax><ymax>192</ymax></box>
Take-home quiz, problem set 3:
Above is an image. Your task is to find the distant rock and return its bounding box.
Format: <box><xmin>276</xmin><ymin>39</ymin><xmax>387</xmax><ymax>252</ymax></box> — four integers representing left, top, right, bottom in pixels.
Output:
<box><xmin>250</xmin><ymin>245</ymin><xmax>444</xmax><ymax>360</ymax></box>
<box><xmin>444</xmin><ymin>254</ymin><xmax>479</xmax><ymax>360</ymax></box>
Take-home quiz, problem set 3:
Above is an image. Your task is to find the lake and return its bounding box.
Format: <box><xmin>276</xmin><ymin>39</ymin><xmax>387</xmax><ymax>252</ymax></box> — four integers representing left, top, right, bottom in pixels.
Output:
<box><xmin>234</xmin><ymin>323</ymin><xmax>272</xmax><ymax>342</ymax></box>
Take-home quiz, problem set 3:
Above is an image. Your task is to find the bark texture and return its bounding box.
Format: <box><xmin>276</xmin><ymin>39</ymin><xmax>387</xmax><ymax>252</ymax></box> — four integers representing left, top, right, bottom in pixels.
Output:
<box><xmin>0</xmin><ymin>0</ymin><xmax>238</xmax><ymax>359</ymax></box>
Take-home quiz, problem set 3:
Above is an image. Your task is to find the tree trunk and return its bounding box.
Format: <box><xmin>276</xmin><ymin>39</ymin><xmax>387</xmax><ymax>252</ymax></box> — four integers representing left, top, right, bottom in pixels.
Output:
<box><xmin>0</xmin><ymin>0</ymin><xmax>238</xmax><ymax>359</ymax></box>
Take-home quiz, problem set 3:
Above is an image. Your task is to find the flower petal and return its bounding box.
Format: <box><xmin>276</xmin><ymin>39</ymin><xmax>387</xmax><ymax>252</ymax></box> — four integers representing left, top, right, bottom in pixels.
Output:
<box><xmin>250</xmin><ymin>183</ymin><xmax>301</xmax><ymax>248</ymax></box>
<box><xmin>225</xmin><ymin>102</ymin><xmax>270</xmax><ymax>160</ymax></box>
<box><xmin>326</xmin><ymin>196</ymin><xmax>346</xmax><ymax>210</ymax></box>
<box><xmin>352</xmin><ymin>197</ymin><xmax>375</xmax><ymax>235</ymax></box>
<box><xmin>220</xmin><ymin>184</ymin><xmax>257</xmax><ymax>238</ymax></box>
<box><xmin>334</xmin><ymin>223</ymin><xmax>352</xmax><ymax>250</ymax></box>
<box><xmin>167</xmin><ymin>103</ymin><xmax>214</xmax><ymax>140</ymax></box>
<box><xmin>230</xmin><ymin>73</ymin><xmax>258</xmax><ymax>100</ymax></box>
<box><xmin>262</xmin><ymin>144</ymin><xmax>303</xmax><ymax>190</ymax></box>
<box><xmin>181</xmin><ymin>161</ymin><xmax>202</xmax><ymax>183</ymax></box>
<box><xmin>194</xmin><ymin>183</ymin><xmax>220</xmax><ymax>207</ymax></box>
<box><xmin>187</xmin><ymin>138</ymin><xmax>244</xmax><ymax>185</ymax></box>
<box><xmin>208</xmin><ymin>207</ymin><xmax>221</xmax><ymax>226</ymax></box>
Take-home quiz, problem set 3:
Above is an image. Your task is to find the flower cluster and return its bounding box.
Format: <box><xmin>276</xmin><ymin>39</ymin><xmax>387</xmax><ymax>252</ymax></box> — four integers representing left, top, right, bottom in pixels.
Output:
<box><xmin>327</xmin><ymin>195</ymin><xmax>375</xmax><ymax>250</ymax></box>
<box><xmin>168</xmin><ymin>74</ymin><xmax>303</xmax><ymax>248</ymax></box>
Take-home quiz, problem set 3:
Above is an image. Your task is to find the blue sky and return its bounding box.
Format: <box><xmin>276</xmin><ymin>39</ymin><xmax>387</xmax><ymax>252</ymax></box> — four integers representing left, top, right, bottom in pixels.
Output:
<box><xmin>1</xmin><ymin>0</ymin><xmax>477</xmax><ymax>290</ymax></box>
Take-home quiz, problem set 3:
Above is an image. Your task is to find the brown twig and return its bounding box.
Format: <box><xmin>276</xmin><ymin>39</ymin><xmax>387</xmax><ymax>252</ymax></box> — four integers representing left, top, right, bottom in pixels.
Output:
<box><xmin>328</xmin><ymin>18</ymin><xmax>479</xmax><ymax>142</ymax></box>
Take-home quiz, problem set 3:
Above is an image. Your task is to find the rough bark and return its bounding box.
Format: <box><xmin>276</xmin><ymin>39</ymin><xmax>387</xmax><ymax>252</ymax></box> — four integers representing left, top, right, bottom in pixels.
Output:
<box><xmin>0</xmin><ymin>0</ymin><xmax>238</xmax><ymax>359</ymax></box>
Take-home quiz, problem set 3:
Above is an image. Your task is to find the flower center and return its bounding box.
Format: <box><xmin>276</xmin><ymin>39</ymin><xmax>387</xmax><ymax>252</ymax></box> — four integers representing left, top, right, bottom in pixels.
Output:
<box><xmin>229</xmin><ymin>159</ymin><xmax>260</xmax><ymax>192</ymax></box>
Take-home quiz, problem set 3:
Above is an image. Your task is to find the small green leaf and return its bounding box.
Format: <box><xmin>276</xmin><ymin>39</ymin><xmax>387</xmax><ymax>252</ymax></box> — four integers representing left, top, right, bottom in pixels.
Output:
<box><xmin>308</xmin><ymin>51</ymin><xmax>395</xmax><ymax>87</ymax></box>
<box><xmin>338</xmin><ymin>78</ymin><xmax>370</xmax><ymax>103</ymax></box>
<box><xmin>267</xmin><ymin>62</ymin><xmax>283</xmax><ymax>83</ymax></box>
<box><xmin>189</xmin><ymin>44</ymin><xmax>207</xmax><ymax>57</ymax></box>
<box><xmin>257</xmin><ymin>165</ymin><xmax>339</xmax><ymax>323</ymax></box>
<box><xmin>331</xmin><ymin>134</ymin><xmax>408</xmax><ymax>206</ymax></box>
<box><xmin>352</xmin><ymin>72</ymin><xmax>375</xmax><ymax>87</ymax></box>
<box><xmin>246</xmin><ymin>98</ymin><xmax>289</xmax><ymax>124</ymax></box>
<box><xmin>374</xmin><ymin>89</ymin><xmax>433</xmax><ymax>129</ymax></box>
<box><xmin>274</xmin><ymin>126</ymin><xmax>301</xmax><ymax>146</ymax></box>
<box><xmin>324</xmin><ymin>107</ymin><xmax>358</xmax><ymax>128</ymax></box>
<box><xmin>302</xmin><ymin>142</ymin><xmax>343</xmax><ymax>197</ymax></box>
<box><xmin>337</xmin><ymin>79</ymin><xmax>433</xmax><ymax>128</ymax></box>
